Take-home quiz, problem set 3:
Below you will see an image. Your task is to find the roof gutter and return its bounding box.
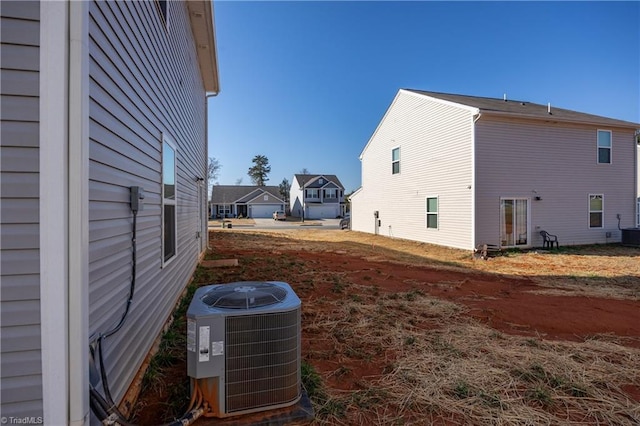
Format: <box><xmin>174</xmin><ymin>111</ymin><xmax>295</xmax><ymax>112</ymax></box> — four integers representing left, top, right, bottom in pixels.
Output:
<box><xmin>478</xmin><ymin>110</ymin><xmax>639</xmax><ymax>130</ymax></box>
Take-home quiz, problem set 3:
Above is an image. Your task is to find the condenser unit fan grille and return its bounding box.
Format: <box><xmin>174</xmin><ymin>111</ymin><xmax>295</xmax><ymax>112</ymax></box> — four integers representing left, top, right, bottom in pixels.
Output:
<box><xmin>225</xmin><ymin>310</ymin><xmax>301</xmax><ymax>413</ymax></box>
<box><xmin>201</xmin><ymin>282</ymin><xmax>288</xmax><ymax>309</ymax></box>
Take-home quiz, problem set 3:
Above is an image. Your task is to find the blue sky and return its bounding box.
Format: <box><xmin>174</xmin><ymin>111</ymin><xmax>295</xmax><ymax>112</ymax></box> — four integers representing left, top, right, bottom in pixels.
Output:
<box><xmin>207</xmin><ymin>1</ymin><xmax>639</xmax><ymax>193</ymax></box>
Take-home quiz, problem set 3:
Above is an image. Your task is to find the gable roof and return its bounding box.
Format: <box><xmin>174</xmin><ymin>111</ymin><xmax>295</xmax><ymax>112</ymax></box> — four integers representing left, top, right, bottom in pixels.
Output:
<box><xmin>210</xmin><ymin>185</ymin><xmax>282</xmax><ymax>203</ymax></box>
<box><xmin>293</xmin><ymin>174</ymin><xmax>345</xmax><ymax>189</ymax></box>
<box><xmin>407</xmin><ymin>89</ymin><xmax>639</xmax><ymax>129</ymax></box>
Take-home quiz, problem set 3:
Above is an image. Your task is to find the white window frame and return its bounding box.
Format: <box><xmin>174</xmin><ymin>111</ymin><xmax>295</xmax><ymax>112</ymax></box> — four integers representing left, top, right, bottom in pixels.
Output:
<box><xmin>162</xmin><ymin>135</ymin><xmax>177</xmax><ymax>266</ymax></box>
<box><xmin>325</xmin><ymin>188</ymin><xmax>337</xmax><ymax>198</ymax></box>
<box><xmin>392</xmin><ymin>146</ymin><xmax>400</xmax><ymax>175</ymax></box>
<box><xmin>597</xmin><ymin>129</ymin><xmax>612</xmax><ymax>164</ymax></box>
<box><xmin>306</xmin><ymin>188</ymin><xmax>319</xmax><ymax>199</ymax></box>
<box><xmin>589</xmin><ymin>194</ymin><xmax>604</xmax><ymax>229</ymax></box>
<box><xmin>426</xmin><ymin>196</ymin><xmax>439</xmax><ymax>229</ymax></box>
<box><xmin>500</xmin><ymin>197</ymin><xmax>531</xmax><ymax>248</ymax></box>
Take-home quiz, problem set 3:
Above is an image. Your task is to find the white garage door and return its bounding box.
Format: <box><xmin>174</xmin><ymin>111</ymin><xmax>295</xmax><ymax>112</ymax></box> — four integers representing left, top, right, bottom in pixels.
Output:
<box><xmin>250</xmin><ymin>204</ymin><xmax>281</xmax><ymax>218</ymax></box>
<box><xmin>307</xmin><ymin>204</ymin><xmax>339</xmax><ymax>219</ymax></box>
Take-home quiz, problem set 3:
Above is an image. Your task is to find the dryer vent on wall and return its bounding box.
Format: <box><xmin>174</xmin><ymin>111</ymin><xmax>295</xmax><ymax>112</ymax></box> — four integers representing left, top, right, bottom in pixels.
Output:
<box><xmin>186</xmin><ymin>281</ymin><xmax>301</xmax><ymax>417</ymax></box>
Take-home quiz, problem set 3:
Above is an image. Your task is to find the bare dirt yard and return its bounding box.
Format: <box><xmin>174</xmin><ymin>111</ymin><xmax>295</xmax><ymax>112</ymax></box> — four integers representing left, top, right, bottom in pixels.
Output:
<box><xmin>134</xmin><ymin>229</ymin><xmax>640</xmax><ymax>425</ymax></box>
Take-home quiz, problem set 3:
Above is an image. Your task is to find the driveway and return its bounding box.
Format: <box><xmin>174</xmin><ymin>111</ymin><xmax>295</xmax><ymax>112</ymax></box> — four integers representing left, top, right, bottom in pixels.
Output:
<box><xmin>253</xmin><ymin>218</ymin><xmax>341</xmax><ymax>230</ymax></box>
<box><xmin>209</xmin><ymin>218</ymin><xmax>342</xmax><ymax>230</ymax></box>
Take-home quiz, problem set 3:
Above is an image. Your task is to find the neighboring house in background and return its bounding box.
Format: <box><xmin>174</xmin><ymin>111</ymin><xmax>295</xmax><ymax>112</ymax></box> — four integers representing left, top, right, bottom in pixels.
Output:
<box><xmin>1</xmin><ymin>1</ymin><xmax>218</xmax><ymax>423</ymax></box>
<box><xmin>290</xmin><ymin>174</ymin><xmax>346</xmax><ymax>219</ymax></box>
<box><xmin>210</xmin><ymin>185</ymin><xmax>285</xmax><ymax>218</ymax></box>
<box><xmin>351</xmin><ymin>89</ymin><xmax>639</xmax><ymax>250</ymax></box>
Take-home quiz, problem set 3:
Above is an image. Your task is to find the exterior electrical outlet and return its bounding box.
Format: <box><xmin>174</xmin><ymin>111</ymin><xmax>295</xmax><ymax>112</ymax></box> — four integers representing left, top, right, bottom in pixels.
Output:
<box><xmin>130</xmin><ymin>186</ymin><xmax>145</xmax><ymax>212</ymax></box>
<box><xmin>187</xmin><ymin>281</ymin><xmax>302</xmax><ymax>417</ymax></box>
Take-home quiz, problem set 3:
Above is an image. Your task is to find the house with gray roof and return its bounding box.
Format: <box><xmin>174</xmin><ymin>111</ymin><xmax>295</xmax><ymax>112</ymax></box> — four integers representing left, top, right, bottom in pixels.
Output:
<box><xmin>210</xmin><ymin>185</ymin><xmax>285</xmax><ymax>218</ymax></box>
<box><xmin>351</xmin><ymin>89</ymin><xmax>639</xmax><ymax>250</ymax></box>
<box><xmin>290</xmin><ymin>174</ymin><xmax>346</xmax><ymax>219</ymax></box>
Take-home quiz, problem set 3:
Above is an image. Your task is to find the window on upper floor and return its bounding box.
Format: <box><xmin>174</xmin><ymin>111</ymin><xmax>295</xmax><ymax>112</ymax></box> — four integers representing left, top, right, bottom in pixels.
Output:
<box><xmin>589</xmin><ymin>194</ymin><xmax>603</xmax><ymax>228</ymax></box>
<box><xmin>426</xmin><ymin>197</ymin><xmax>438</xmax><ymax>229</ymax></box>
<box><xmin>325</xmin><ymin>188</ymin><xmax>337</xmax><ymax>199</ymax></box>
<box><xmin>392</xmin><ymin>147</ymin><xmax>400</xmax><ymax>174</ymax></box>
<box><xmin>162</xmin><ymin>136</ymin><xmax>177</xmax><ymax>264</ymax></box>
<box><xmin>306</xmin><ymin>189</ymin><xmax>319</xmax><ymax>199</ymax></box>
<box><xmin>597</xmin><ymin>130</ymin><xmax>611</xmax><ymax>164</ymax></box>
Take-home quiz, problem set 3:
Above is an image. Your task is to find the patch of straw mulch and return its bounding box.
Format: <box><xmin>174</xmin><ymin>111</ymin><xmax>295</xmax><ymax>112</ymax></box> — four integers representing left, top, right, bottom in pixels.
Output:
<box><xmin>306</xmin><ymin>289</ymin><xmax>640</xmax><ymax>425</ymax></box>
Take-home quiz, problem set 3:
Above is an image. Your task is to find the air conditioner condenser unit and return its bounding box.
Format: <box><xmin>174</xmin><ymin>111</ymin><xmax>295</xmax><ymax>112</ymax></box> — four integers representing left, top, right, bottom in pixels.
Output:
<box><xmin>186</xmin><ymin>281</ymin><xmax>302</xmax><ymax>417</ymax></box>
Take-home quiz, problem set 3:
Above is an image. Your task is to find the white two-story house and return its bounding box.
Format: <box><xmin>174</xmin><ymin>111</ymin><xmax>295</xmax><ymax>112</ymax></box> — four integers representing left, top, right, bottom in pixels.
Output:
<box><xmin>351</xmin><ymin>89</ymin><xmax>639</xmax><ymax>250</ymax></box>
<box><xmin>290</xmin><ymin>174</ymin><xmax>346</xmax><ymax>219</ymax></box>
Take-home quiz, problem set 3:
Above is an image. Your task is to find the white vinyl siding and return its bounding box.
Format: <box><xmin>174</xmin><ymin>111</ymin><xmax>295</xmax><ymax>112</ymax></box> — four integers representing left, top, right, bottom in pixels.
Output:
<box><xmin>352</xmin><ymin>90</ymin><xmax>474</xmax><ymax>249</ymax></box>
<box><xmin>475</xmin><ymin>118</ymin><xmax>636</xmax><ymax>246</ymax></box>
<box><xmin>87</xmin><ymin>0</ymin><xmax>207</xmax><ymax>406</ymax></box>
<box><xmin>0</xmin><ymin>1</ymin><xmax>44</xmax><ymax>418</ymax></box>
<box><xmin>597</xmin><ymin>130</ymin><xmax>611</xmax><ymax>164</ymax></box>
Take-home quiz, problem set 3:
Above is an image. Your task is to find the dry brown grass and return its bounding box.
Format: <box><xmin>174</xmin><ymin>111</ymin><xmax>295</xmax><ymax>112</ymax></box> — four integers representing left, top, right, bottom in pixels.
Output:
<box><xmin>207</xmin><ymin>229</ymin><xmax>640</xmax><ymax>424</ymax></box>
<box><xmin>301</xmin><ymin>281</ymin><xmax>640</xmax><ymax>425</ymax></box>
<box><xmin>217</xmin><ymin>228</ymin><xmax>640</xmax><ymax>300</ymax></box>
<box><xmin>134</xmin><ymin>230</ymin><xmax>640</xmax><ymax>425</ymax></box>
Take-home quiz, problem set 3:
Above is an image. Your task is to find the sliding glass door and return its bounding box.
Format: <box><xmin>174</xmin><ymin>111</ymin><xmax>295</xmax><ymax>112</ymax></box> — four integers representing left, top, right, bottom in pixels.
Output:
<box><xmin>500</xmin><ymin>198</ymin><xmax>529</xmax><ymax>247</ymax></box>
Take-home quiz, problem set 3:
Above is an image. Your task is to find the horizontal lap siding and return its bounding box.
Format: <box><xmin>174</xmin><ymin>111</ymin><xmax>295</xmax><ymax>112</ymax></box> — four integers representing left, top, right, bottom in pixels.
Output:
<box><xmin>475</xmin><ymin>118</ymin><xmax>637</xmax><ymax>246</ymax></box>
<box><xmin>0</xmin><ymin>0</ymin><xmax>43</xmax><ymax>418</ymax></box>
<box><xmin>88</xmin><ymin>0</ymin><xmax>206</xmax><ymax>403</ymax></box>
<box><xmin>353</xmin><ymin>92</ymin><xmax>474</xmax><ymax>249</ymax></box>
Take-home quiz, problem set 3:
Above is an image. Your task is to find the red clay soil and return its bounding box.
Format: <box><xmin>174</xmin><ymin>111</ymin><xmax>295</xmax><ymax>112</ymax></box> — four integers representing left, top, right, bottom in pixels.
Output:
<box><xmin>133</xmin><ymin>240</ymin><xmax>640</xmax><ymax>424</ymax></box>
<box><xmin>292</xmin><ymin>251</ymin><xmax>640</xmax><ymax>346</ymax></box>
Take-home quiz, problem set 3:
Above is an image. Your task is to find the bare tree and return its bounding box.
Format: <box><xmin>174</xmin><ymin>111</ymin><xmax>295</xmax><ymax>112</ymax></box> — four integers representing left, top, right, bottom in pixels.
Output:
<box><xmin>208</xmin><ymin>157</ymin><xmax>221</xmax><ymax>182</ymax></box>
<box><xmin>235</xmin><ymin>177</ymin><xmax>244</xmax><ymax>185</ymax></box>
<box><xmin>278</xmin><ymin>178</ymin><xmax>291</xmax><ymax>205</ymax></box>
<box><xmin>207</xmin><ymin>157</ymin><xmax>221</xmax><ymax>200</ymax></box>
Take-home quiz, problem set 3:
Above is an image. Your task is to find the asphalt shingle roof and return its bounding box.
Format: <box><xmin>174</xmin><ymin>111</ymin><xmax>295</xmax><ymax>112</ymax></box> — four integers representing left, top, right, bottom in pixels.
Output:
<box><xmin>407</xmin><ymin>89</ymin><xmax>639</xmax><ymax>128</ymax></box>
<box><xmin>293</xmin><ymin>174</ymin><xmax>345</xmax><ymax>189</ymax></box>
<box><xmin>210</xmin><ymin>185</ymin><xmax>282</xmax><ymax>203</ymax></box>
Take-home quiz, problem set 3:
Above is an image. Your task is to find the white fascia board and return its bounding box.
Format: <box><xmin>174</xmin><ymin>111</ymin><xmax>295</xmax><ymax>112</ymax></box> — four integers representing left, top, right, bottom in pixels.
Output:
<box><xmin>359</xmin><ymin>89</ymin><xmax>480</xmax><ymax>160</ymax></box>
<box><xmin>40</xmin><ymin>1</ymin><xmax>70</xmax><ymax>424</ymax></box>
<box><xmin>349</xmin><ymin>186</ymin><xmax>363</xmax><ymax>199</ymax></box>
<box><xmin>358</xmin><ymin>90</ymin><xmax>403</xmax><ymax>160</ymax></box>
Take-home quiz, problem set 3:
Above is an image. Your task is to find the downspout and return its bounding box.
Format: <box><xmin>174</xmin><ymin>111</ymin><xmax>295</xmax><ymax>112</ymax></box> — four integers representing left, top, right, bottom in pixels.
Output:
<box><xmin>68</xmin><ymin>0</ymin><xmax>90</xmax><ymax>424</ymax></box>
<box><xmin>68</xmin><ymin>0</ymin><xmax>90</xmax><ymax>423</ymax></box>
<box><xmin>205</xmin><ymin>92</ymin><xmax>219</xmax><ymax>250</ymax></box>
<box><xmin>471</xmin><ymin>112</ymin><xmax>482</xmax><ymax>250</ymax></box>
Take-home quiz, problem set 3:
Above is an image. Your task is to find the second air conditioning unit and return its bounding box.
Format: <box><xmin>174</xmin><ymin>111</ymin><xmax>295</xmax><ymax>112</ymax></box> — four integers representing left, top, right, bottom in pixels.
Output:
<box><xmin>186</xmin><ymin>281</ymin><xmax>301</xmax><ymax>417</ymax></box>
